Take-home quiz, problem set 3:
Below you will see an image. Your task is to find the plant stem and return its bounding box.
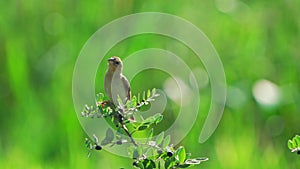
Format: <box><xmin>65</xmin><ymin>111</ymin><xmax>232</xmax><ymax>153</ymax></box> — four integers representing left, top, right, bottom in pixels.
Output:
<box><xmin>121</xmin><ymin>124</ymin><xmax>138</xmax><ymax>147</ymax></box>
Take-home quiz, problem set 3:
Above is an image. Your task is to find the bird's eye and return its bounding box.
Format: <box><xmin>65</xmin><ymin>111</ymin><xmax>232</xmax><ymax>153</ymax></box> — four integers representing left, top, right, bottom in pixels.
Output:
<box><xmin>115</xmin><ymin>61</ymin><xmax>120</xmax><ymax>65</ymax></box>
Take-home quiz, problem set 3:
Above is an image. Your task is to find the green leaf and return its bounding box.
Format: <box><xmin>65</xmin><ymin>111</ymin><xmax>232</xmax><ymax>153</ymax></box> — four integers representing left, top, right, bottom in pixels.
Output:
<box><xmin>145</xmin><ymin>147</ymin><xmax>154</xmax><ymax>159</ymax></box>
<box><xmin>165</xmin><ymin>157</ymin><xmax>176</xmax><ymax>169</ymax></box>
<box><xmin>101</xmin><ymin>128</ymin><xmax>114</xmax><ymax>146</ymax></box>
<box><xmin>185</xmin><ymin>157</ymin><xmax>208</xmax><ymax>165</ymax></box>
<box><xmin>142</xmin><ymin>114</ymin><xmax>162</xmax><ymax>125</ymax></box>
<box><xmin>152</xmin><ymin>148</ymin><xmax>159</xmax><ymax>158</ymax></box>
<box><xmin>195</xmin><ymin>157</ymin><xmax>209</xmax><ymax>162</ymax></box>
<box><xmin>142</xmin><ymin>114</ymin><xmax>163</xmax><ymax>125</ymax></box>
<box><xmin>162</xmin><ymin>135</ymin><xmax>171</xmax><ymax>149</ymax></box>
<box><xmin>133</xmin><ymin>160</ymin><xmax>144</xmax><ymax>169</ymax></box>
<box><xmin>85</xmin><ymin>138</ymin><xmax>92</xmax><ymax>149</ymax></box>
<box><xmin>127</xmin><ymin>146</ymin><xmax>135</xmax><ymax>157</ymax></box>
<box><xmin>154</xmin><ymin>114</ymin><xmax>163</xmax><ymax>124</ymax></box>
<box><xmin>292</xmin><ymin>137</ymin><xmax>298</xmax><ymax>147</ymax></box>
<box><xmin>148</xmin><ymin>160</ymin><xmax>156</xmax><ymax>169</ymax></box>
<box><xmin>142</xmin><ymin>159</ymin><xmax>150</xmax><ymax>169</ymax></box>
<box><xmin>185</xmin><ymin>159</ymin><xmax>200</xmax><ymax>165</ymax></box>
<box><xmin>136</xmin><ymin>146</ymin><xmax>143</xmax><ymax>158</ymax></box>
<box><xmin>95</xmin><ymin>93</ymin><xmax>104</xmax><ymax>102</ymax></box>
<box><xmin>141</xmin><ymin>159</ymin><xmax>156</xmax><ymax>169</ymax></box>
<box><xmin>132</xmin><ymin>96</ymin><xmax>137</xmax><ymax>107</ymax></box>
<box><xmin>175</xmin><ymin>146</ymin><xmax>186</xmax><ymax>164</ymax></box>
<box><xmin>152</xmin><ymin>88</ymin><xmax>156</xmax><ymax>96</ymax></box>
<box><xmin>133</xmin><ymin>149</ymin><xmax>140</xmax><ymax>159</ymax></box>
<box><xmin>155</xmin><ymin>132</ymin><xmax>164</xmax><ymax>145</ymax></box>
<box><xmin>127</xmin><ymin>96</ymin><xmax>137</xmax><ymax>108</ymax></box>
<box><xmin>137</xmin><ymin>125</ymin><xmax>150</xmax><ymax>131</ymax></box>
<box><xmin>143</xmin><ymin>91</ymin><xmax>146</xmax><ymax>100</ymax></box>
<box><xmin>294</xmin><ymin>135</ymin><xmax>300</xmax><ymax>148</ymax></box>
<box><xmin>147</xmin><ymin>89</ymin><xmax>151</xmax><ymax>98</ymax></box>
<box><xmin>288</xmin><ymin>140</ymin><xmax>294</xmax><ymax>149</ymax></box>
<box><xmin>291</xmin><ymin>138</ymin><xmax>297</xmax><ymax>148</ymax></box>
<box><xmin>147</xmin><ymin>128</ymin><xmax>154</xmax><ymax>141</ymax></box>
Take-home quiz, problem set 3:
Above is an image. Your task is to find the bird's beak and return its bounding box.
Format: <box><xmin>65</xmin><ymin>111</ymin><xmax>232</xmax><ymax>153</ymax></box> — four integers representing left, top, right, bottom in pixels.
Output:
<box><xmin>108</xmin><ymin>57</ymin><xmax>115</xmax><ymax>62</ymax></box>
<box><xmin>107</xmin><ymin>58</ymin><xmax>115</xmax><ymax>63</ymax></box>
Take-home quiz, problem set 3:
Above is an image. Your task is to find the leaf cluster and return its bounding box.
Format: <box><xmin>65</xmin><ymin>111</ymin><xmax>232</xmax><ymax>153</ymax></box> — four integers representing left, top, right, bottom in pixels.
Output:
<box><xmin>82</xmin><ymin>88</ymin><xmax>208</xmax><ymax>168</ymax></box>
<box><xmin>287</xmin><ymin>135</ymin><xmax>300</xmax><ymax>155</ymax></box>
<box><xmin>130</xmin><ymin>131</ymin><xmax>208</xmax><ymax>169</ymax></box>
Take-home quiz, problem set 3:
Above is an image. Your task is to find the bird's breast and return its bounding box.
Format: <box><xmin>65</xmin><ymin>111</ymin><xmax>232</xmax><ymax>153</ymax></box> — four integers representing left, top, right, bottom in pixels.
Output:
<box><xmin>105</xmin><ymin>72</ymin><xmax>128</xmax><ymax>106</ymax></box>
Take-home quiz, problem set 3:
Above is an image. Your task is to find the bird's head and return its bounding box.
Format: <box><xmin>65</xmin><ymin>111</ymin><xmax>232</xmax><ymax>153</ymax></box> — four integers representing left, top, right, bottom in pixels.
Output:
<box><xmin>108</xmin><ymin>56</ymin><xmax>123</xmax><ymax>73</ymax></box>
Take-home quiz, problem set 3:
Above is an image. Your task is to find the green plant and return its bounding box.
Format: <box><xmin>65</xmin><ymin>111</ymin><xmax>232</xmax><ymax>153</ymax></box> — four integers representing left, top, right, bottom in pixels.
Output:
<box><xmin>82</xmin><ymin>88</ymin><xmax>208</xmax><ymax>168</ymax></box>
<box><xmin>287</xmin><ymin>135</ymin><xmax>300</xmax><ymax>155</ymax></box>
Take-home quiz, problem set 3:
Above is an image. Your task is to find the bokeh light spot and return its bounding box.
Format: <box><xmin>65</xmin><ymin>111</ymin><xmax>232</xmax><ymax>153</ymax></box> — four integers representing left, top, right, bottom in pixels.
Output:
<box><xmin>252</xmin><ymin>79</ymin><xmax>281</xmax><ymax>106</ymax></box>
<box><xmin>163</xmin><ymin>77</ymin><xmax>192</xmax><ymax>106</ymax></box>
<box><xmin>226</xmin><ymin>86</ymin><xmax>247</xmax><ymax>109</ymax></box>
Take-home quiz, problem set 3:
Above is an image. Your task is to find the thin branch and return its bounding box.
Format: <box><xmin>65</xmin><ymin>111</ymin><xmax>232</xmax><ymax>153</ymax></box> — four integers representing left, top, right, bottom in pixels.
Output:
<box><xmin>121</xmin><ymin>124</ymin><xmax>138</xmax><ymax>147</ymax></box>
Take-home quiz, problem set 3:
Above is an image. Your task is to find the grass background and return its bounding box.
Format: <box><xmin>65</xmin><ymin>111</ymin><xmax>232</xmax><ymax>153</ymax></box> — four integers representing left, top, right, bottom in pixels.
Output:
<box><xmin>1</xmin><ymin>0</ymin><xmax>300</xmax><ymax>168</ymax></box>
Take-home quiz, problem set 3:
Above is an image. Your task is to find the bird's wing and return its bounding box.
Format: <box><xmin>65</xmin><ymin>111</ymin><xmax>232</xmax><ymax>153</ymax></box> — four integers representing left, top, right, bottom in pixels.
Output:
<box><xmin>121</xmin><ymin>74</ymin><xmax>131</xmax><ymax>100</ymax></box>
<box><xmin>104</xmin><ymin>71</ymin><xmax>113</xmax><ymax>101</ymax></box>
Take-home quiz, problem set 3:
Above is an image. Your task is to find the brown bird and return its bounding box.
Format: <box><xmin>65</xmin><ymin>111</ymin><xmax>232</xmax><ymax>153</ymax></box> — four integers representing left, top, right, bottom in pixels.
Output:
<box><xmin>104</xmin><ymin>56</ymin><xmax>131</xmax><ymax>107</ymax></box>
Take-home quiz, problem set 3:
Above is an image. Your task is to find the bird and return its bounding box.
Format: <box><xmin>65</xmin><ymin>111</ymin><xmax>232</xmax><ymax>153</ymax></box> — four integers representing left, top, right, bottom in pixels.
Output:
<box><xmin>104</xmin><ymin>56</ymin><xmax>131</xmax><ymax>107</ymax></box>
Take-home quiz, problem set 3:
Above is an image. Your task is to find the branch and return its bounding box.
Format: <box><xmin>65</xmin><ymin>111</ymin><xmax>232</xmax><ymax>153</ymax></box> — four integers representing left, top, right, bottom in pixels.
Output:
<box><xmin>121</xmin><ymin>124</ymin><xmax>138</xmax><ymax>147</ymax></box>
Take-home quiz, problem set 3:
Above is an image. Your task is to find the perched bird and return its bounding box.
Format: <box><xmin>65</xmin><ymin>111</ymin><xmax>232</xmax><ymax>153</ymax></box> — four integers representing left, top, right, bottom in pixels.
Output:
<box><xmin>104</xmin><ymin>56</ymin><xmax>131</xmax><ymax>107</ymax></box>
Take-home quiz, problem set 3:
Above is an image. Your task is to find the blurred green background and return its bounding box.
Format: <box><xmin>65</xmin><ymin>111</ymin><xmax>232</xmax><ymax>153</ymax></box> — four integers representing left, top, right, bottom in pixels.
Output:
<box><xmin>1</xmin><ymin>0</ymin><xmax>300</xmax><ymax>168</ymax></box>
